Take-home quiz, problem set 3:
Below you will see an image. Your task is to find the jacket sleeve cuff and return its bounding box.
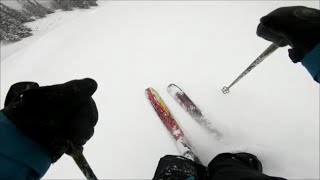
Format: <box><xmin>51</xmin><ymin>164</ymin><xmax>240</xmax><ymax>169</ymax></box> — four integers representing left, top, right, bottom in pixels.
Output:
<box><xmin>0</xmin><ymin>112</ymin><xmax>51</xmax><ymax>178</ymax></box>
<box><xmin>301</xmin><ymin>43</ymin><xmax>320</xmax><ymax>83</ymax></box>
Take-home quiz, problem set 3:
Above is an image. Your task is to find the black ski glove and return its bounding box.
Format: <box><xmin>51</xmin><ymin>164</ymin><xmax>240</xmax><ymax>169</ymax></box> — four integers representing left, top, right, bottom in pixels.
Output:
<box><xmin>257</xmin><ymin>6</ymin><xmax>320</xmax><ymax>63</ymax></box>
<box><xmin>1</xmin><ymin>78</ymin><xmax>98</xmax><ymax>162</ymax></box>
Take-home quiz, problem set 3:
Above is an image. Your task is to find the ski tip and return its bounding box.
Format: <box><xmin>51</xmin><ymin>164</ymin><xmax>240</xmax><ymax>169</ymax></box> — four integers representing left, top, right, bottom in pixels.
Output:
<box><xmin>167</xmin><ymin>83</ymin><xmax>184</xmax><ymax>95</ymax></box>
<box><xmin>167</xmin><ymin>83</ymin><xmax>181</xmax><ymax>90</ymax></box>
<box><xmin>145</xmin><ymin>87</ymin><xmax>160</xmax><ymax>96</ymax></box>
<box><xmin>145</xmin><ymin>87</ymin><xmax>155</xmax><ymax>92</ymax></box>
<box><xmin>145</xmin><ymin>87</ymin><xmax>153</xmax><ymax>97</ymax></box>
<box><xmin>167</xmin><ymin>84</ymin><xmax>175</xmax><ymax>91</ymax></box>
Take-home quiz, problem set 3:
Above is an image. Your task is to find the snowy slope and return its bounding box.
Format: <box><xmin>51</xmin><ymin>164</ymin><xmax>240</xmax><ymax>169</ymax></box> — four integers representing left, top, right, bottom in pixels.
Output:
<box><xmin>1</xmin><ymin>7</ymin><xmax>98</xmax><ymax>61</ymax></box>
<box><xmin>1</xmin><ymin>0</ymin><xmax>24</xmax><ymax>10</ymax></box>
<box><xmin>1</xmin><ymin>1</ymin><xmax>319</xmax><ymax>179</ymax></box>
<box><xmin>1</xmin><ymin>0</ymin><xmax>54</xmax><ymax>10</ymax></box>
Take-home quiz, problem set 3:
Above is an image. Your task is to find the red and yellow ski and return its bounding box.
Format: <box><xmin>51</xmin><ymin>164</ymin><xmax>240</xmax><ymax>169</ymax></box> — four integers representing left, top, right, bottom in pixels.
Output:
<box><xmin>146</xmin><ymin>87</ymin><xmax>201</xmax><ymax>163</ymax></box>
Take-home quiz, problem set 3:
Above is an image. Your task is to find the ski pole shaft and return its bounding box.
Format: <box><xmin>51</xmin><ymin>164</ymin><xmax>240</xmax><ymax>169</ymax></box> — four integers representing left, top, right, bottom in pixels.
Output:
<box><xmin>69</xmin><ymin>144</ymin><xmax>98</xmax><ymax>180</ymax></box>
<box><xmin>72</xmin><ymin>153</ymin><xmax>98</xmax><ymax>180</ymax></box>
<box><xmin>221</xmin><ymin>41</ymin><xmax>281</xmax><ymax>94</ymax></box>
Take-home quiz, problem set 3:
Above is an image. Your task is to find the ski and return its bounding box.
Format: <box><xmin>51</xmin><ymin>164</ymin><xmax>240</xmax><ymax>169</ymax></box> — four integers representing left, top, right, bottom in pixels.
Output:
<box><xmin>145</xmin><ymin>87</ymin><xmax>201</xmax><ymax>164</ymax></box>
<box><xmin>167</xmin><ymin>84</ymin><xmax>220</xmax><ymax>136</ymax></box>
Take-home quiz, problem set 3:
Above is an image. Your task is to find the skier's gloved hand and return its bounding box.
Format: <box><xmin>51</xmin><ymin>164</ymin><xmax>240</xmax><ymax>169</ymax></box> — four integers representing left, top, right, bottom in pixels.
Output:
<box><xmin>1</xmin><ymin>78</ymin><xmax>98</xmax><ymax>163</ymax></box>
<box><xmin>257</xmin><ymin>6</ymin><xmax>320</xmax><ymax>63</ymax></box>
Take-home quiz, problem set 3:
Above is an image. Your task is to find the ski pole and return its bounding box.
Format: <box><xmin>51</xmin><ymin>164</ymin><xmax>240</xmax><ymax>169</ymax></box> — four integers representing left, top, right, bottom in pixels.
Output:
<box><xmin>221</xmin><ymin>41</ymin><xmax>282</xmax><ymax>94</ymax></box>
<box><xmin>69</xmin><ymin>144</ymin><xmax>98</xmax><ymax>180</ymax></box>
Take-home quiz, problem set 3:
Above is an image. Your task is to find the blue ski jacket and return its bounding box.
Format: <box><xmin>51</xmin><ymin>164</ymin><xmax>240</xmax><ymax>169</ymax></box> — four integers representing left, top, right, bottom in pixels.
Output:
<box><xmin>302</xmin><ymin>43</ymin><xmax>320</xmax><ymax>83</ymax></box>
<box><xmin>0</xmin><ymin>43</ymin><xmax>319</xmax><ymax>180</ymax></box>
<box><xmin>0</xmin><ymin>112</ymin><xmax>51</xmax><ymax>180</ymax></box>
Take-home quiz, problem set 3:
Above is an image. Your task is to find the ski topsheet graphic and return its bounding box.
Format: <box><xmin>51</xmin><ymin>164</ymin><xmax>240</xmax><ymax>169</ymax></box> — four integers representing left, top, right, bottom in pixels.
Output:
<box><xmin>146</xmin><ymin>87</ymin><xmax>201</xmax><ymax>164</ymax></box>
<box><xmin>168</xmin><ymin>84</ymin><xmax>220</xmax><ymax>136</ymax></box>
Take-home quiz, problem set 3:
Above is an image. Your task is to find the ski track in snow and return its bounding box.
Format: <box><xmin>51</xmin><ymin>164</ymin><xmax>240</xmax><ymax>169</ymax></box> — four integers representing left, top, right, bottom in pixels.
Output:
<box><xmin>1</xmin><ymin>1</ymin><xmax>319</xmax><ymax>179</ymax></box>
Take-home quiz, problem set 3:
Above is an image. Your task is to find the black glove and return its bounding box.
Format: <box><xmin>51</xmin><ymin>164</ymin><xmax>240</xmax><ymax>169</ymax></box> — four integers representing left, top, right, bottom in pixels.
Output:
<box><xmin>153</xmin><ymin>155</ymin><xmax>207</xmax><ymax>180</ymax></box>
<box><xmin>1</xmin><ymin>78</ymin><xmax>98</xmax><ymax>162</ymax></box>
<box><xmin>257</xmin><ymin>6</ymin><xmax>320</xmax><ymax>63</ymax></box>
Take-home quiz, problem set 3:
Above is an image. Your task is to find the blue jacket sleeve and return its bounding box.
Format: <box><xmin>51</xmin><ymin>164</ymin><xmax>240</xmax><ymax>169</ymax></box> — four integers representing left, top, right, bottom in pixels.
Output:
<box><xmin>301</xmin><ymin>43</ymin><xmax>320</xmax><ymax>83</ymax></box>
<box><xmin>0</xmin><ymin>112</ymin><xmax>51</xmax><ymax>180</ymax></box>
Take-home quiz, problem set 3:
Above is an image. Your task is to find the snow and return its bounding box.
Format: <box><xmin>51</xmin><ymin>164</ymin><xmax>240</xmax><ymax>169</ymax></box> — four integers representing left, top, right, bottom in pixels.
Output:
<box><xmin>1</xmin><ymin>0</ymin><xmax>54</xmax><ymax>10</ymax></box>
<box><xmin>175</xmin><ymin>138</ymin><xmax>196</xmax><ymax>162</ymax></box>
<box><xmin>1</xmin><ymin>0</ymin><xmax>24</xmax><ymax>11</ymax></box>
<box><xmin>1</xmin><ymin>1</ymin><xmax>319</xmax><ymax>179</ymax></box>
<box><xmin>1</xmin><ymin>8</ymin><xmax>96</xmax><ymax>61</ymax></box>
<box><xmin>35</xmin><ymin>0</ymin><xmax>55</xmax><ymax>9</ymax></box>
